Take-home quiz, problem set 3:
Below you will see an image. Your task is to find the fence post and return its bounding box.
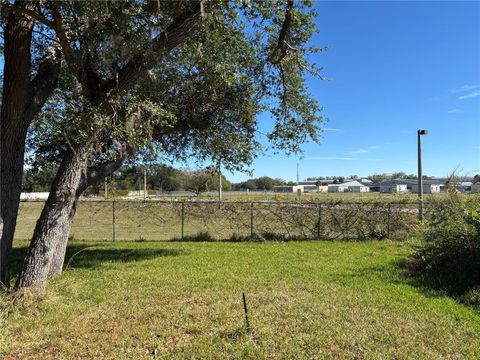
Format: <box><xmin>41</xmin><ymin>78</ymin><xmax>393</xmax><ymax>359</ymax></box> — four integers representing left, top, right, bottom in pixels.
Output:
<box><xmin>181</xmin><ymin>201</ymin><xmax>185</xmax><ymax>240</ymax></box>
<box><xmin>112</xmin><ymin>200</ymin><xmax>116</xmax><ymax>242</ymax></box>
<box><xmin>317</xmin><ymin>203</ymin><xmax>322</xmax><ymax>239</ymax></box>
<box><xmin>387</xmin><ymin>203</ymin><xmax>391</xmax><ymax>239</ymax></box>
<box><xmin>250</xmin><ymin>202</ymin><xmax>254</xmax><ymax>238</ymax></box>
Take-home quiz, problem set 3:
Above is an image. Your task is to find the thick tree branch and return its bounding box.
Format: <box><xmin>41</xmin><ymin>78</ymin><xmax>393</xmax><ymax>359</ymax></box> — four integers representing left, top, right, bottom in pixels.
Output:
<box><xmin>96</xmin><ymin>2</ymin><xmax>203</xmax><ymax>104</ymax></box>
<box><xmin>85</xmin><ymin>157</ymin><xmax>126</xmax><ymax>187</ymax></box>
<box><xmin>270</xmin><ymin>0</ymin><xmax>294</xmax><ymax>65</ymax></box>
<box><xmin>24</xmin><ymin>46</ymin><xmax>62</xmax><ymax>118</ymax></box>
<box><xmin>50</xmin><ymin>2</ymin><xmax>97</xmax><ymax>101</ymax></box>
<box><xmin>8</xmin><ymin>2</ymin><xmax>55</xmax><ymax>29</ymax></box>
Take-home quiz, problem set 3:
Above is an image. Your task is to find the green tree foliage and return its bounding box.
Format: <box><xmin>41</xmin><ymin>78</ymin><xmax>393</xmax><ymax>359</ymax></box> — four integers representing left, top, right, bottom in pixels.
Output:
<box><xmin>27</xmin><ymin>0</ymin><xmax>326</xmax><ymax>175</ymax></box>
<box><xmin>391</xmin><ymin>172</ymin><xmax>407</xmax><ymax>179</ymax></box>
<box><xmin>183</xmin><ymin>169</ymin><xmax>232</xmax><ymax>194</ymax></box>
<box><xmin>22</xmin><ymin>164</ymin><xmax>58</xmax><ymax>192</ymax></box>
<box><xmin>146</xmin><ymin>165</ymin><xmax>187</xmax><ymax>192</ymax></box>
<box><xmin>234</xmin><ymin>176</ymin><xmax>285</xmax><ymax>191</ymax></box>
<box><xmin>110</xmin><ymin>165</ymin><xmax>232</xmax><ymax>193</ymax></box>
<box><xmin>368</xmin><ymin>174</ymin><xmax>387</xmax><ymax>183</ymax></box>
<box><xmin>473</xmin><ymin>174</ymin><xmax>480</xmax><ymax>184</ymax></box>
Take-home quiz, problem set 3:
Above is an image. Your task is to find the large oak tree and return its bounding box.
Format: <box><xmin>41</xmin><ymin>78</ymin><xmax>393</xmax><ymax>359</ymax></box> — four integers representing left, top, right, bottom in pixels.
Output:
<box><xmin>1</xmin><ymin>0</ymin><xmax>325</xmax><ymax>292</ymax></box>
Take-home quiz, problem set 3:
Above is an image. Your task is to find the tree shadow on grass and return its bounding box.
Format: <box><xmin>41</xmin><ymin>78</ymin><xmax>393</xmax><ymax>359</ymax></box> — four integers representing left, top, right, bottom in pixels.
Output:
<box><xmin>392</xmin><ymin>258</ymin><xmax>480</xmax><ymax>310</ymax></box>
<box><xmin>393</xmin><ymin>259</ymin><xmax>455</xmax><ymax>296</ymax></box>
<box><xmin>323</xmin><ymin>259</ymin><xmax>469</xmax><ymax>303</ymax></box>
<box><xmin>9</xmin><ymin>243</ymin><xmax>182</xmax><ymax>277</ymax></box>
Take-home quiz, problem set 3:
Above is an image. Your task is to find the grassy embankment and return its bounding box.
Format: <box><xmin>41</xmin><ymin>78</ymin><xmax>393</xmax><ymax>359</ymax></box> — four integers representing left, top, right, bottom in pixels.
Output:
<box><xmin>1</xmin><ymin>240</ymin><xmax>479</xmax><ymax>359</ymax></box>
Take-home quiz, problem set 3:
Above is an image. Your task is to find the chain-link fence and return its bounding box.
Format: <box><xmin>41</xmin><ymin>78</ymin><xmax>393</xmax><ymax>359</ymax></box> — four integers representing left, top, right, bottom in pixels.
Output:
<box><xmin>15</xmin><ymin>200</ymin><xmax>421</xmax><ymax>241</ymax></box>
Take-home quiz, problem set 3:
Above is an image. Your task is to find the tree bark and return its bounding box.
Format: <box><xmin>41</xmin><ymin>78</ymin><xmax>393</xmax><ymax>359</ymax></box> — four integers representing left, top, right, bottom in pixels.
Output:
<box><xmin>0</xmin><ymin>125</ymin><xmax>30</xmax><ymax>286</ymax></box>
<box><xmin>15</xmin><ymin>141</ymin><xmax>128</xmax><ymax>290</ymax></box>
<box><xmin>0</xmin><ymin>3</ymin><xmax>35</xmax><ymax>286</ymax></box>
<box><xmin>47</xmin><ymin>156</ymin><xmax>126</xmax><ymax>277</ymax></box>
<box><xmin>15</xmin><ymin>144</ymin><xmax>90</xmax><ymax>292</ymax></box>
<box><xmin>0</xmin><ymin>3</ymin><xmax>60</xmax><ymax>286</ymax></box>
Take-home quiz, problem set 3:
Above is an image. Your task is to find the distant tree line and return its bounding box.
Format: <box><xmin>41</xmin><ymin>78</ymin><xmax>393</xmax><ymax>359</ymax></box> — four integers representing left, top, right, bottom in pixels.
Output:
<box><xmin>232</xmin><ymin>176</ymin><xmax>288</xmax><ymax>191</ymax></box>
<box><xmin>26</xmin><ymin>166</ymin><xmax>473</xmax><ymax>195</ymax></box>
<box><xmin>22</xmin><ymin>164</ymin><xmax>294</xmax><ymax>194</ymax></box>
<box><xmin>23</xmin><ymin>164</ymin><xmax>233</xmax><ymax>194</ymax></box>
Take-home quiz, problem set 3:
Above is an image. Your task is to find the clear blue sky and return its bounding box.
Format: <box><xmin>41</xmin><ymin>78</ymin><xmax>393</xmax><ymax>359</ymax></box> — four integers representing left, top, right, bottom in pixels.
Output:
<box><xmin>228</xmin><ymin>0</ymin><xmax>480</xmax><ymax>182</ymax></box>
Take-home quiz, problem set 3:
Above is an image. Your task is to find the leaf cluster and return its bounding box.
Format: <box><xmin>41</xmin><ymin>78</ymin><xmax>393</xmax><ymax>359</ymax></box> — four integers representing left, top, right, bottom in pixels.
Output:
<box><xmin>25</xmin><ymin>0</ymin><xmax>326</xmax><ymax>174</ymax></box>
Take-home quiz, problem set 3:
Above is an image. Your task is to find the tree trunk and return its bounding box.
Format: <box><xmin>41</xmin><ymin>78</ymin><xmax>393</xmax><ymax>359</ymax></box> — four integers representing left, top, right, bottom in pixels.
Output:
<box><xmin>0</xmin><ymin>4</ymin><xmax>35</xmax><ymax>286</ymax></box>
<box><xmin>0</xmin><ymin>3</ymin><xmax>60</xmax><ymax>287</ymax></box>
<box><xmin>0</xmin><ymin>125</ymin><xmax>30</xmax><ymax>286</ymax></box>
<box><xmin>47</xmin><ymin>157</ymin><xmax>126</xmax><ymax>277</ymax></box>
<box><xmin>14</xmin><ymin>143</ymin><xmax>126</xmax><ymax>291</ymax></box>
<box><xmin>15</xmin><ymin>145</ymin><xmax>89</xmax><ymax>293</ymax></box>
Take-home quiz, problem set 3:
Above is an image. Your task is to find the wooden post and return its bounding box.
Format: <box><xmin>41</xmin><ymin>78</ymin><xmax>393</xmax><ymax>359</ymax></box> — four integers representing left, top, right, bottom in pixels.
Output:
<box><xmin>387</xmin><ymin>203</ymin><xmax>391</xmax><ymax>239</ymax></box>
<box><xmin>104</xmin><ymin>177</ymin><xmax>108</xmax><ymax>199</ymax></box>
<box><xmin>317</xmin><ymin>203</ymin><xmax>322</xmax><ymax>239</ymax></box>
<box><xmin>242</xmin><ymin>292</ymin><xmax>251</xmax><ymax>334</ymax></box>
<box><xmin>112</xmin><ymin>200</ymin><xmax>116</xmax><ymax>242</ymax></box>
<box><xmin>181</xmin><ymin>201</ymin><xmax>185</xmax><ymax>240</ymax></box>
<box><xmin>218</xmin><ymin>158</ymin><xmax>222</xmax><ymax>202</ymax></box>
<box><xmin>250</xmin><ymin>202</ymin><xmax>254</xmax><ymax>238</ymax></box>
<box><xmin>143</xmin><ymin>167</ymin><xmax>147</xmax><ymax>202</ymax></box>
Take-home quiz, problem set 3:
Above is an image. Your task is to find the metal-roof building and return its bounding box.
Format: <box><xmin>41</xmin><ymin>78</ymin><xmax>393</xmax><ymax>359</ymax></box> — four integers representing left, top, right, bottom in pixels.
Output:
<box><xmin>328</xmin><ymin>180</ymin><xmax>370</xmax><ymax>193</ymax></box>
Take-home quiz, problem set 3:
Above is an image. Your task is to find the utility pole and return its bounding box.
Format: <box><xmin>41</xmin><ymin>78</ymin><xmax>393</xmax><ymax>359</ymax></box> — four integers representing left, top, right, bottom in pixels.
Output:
<box><xmin>143</xmin><ymin>167</ymin><xmax>147</xmax><ymax>202</ymax></box>
<box><xmin>417</xmin><ymin>129</ymin><xmax>428</xmax><ymax>220</ymax></box>
<box><xmin>296</xmin><ymin>162</ymin><xmax>300</xmax><ymax>184</ymax></box>
<box><xmin>218</xmin><ymin>158</ymin><xmax>222</xmax><ymax>201</ymax></box>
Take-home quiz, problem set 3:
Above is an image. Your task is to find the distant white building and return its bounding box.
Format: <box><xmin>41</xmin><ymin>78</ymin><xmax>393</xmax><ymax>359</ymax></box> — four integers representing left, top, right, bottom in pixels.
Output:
<box><xmin>328</xmin><ymin>184</ymin><xmax>348</xmax><ymax>192</ymax></box>
<box><xmin>328</xmin><ymin>180</ymin><xmax>370</xmax><ymax>193</ymax></box>
<box><xmin>128</xmin><ymin>190</ymin><xmax>147</xmax><ymax>197</ymax></box>
<box><xmin>20</xmin><ymin>192</ymin><xmax>50</xmax><ymax>200</ymax></box>
<box><xmin>273</xmin><ymin>185</ymin><xmax>304</xmax><ymax>193</ymax></box>
<box><xmin>380</xmin><ymin>182</ymin><xmax>407</xmax><ymax>193</ymax></box>
<box><xmin>302</xmin><ymin>185</ymin><xmax>329</xmax><ymax>193</ymax></box>
<box><xmin>410</xmin><ymin>183</ymin><xmax>442</xmax><ymax>194</ymax></box>
<box><xmin>273</xmin><ymin>184</ymin><xmax>328</xmax><ymax>193</ymax></box>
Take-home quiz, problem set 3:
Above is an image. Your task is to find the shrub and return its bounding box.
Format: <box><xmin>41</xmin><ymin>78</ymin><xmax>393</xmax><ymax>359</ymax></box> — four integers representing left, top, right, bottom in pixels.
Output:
<box><xmin>171</xmin><ymin>232</ymin><xmax>215</xmax><ymax>242</ymax></box>
<box><xmin>407</xmin><ymin>193</ymin><xmax>480</xmax><ymax>298</ymax></box>
<box><xmin>460</xmin><ymin>287</ymin><xmax>480</xmax><ymax>309</ymax></box>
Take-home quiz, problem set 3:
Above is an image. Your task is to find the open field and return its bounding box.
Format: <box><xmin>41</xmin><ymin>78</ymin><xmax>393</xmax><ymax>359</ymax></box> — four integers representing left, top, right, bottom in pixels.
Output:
<box><xmin>1</xmin><ymin>240</ymin><xmax>479</xmax><ymax>359</ymax></box>
<box><xmin>119</xmin><ymin>190</ymin><xmax>453</xmax><ymax>203</ymax></box>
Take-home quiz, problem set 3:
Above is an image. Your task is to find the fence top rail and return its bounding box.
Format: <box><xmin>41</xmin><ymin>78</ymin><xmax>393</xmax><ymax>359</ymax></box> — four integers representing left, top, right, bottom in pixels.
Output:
<box><xmin>20</xmin><ymin>199</ymin><xmax>423</xmax><ymax>206</ymax></box>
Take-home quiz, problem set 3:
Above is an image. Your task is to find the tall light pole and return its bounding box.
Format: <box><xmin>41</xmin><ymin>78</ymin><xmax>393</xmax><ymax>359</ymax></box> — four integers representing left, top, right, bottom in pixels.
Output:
<box><xmin>296</xmin><ymin>162</ymin><xmax>300</xmax><ymax>184</ymax></box>
<box><xmin>417</xmin><ymin>129</ymin><xmax>428</xmax><ymax>220</ymax></box>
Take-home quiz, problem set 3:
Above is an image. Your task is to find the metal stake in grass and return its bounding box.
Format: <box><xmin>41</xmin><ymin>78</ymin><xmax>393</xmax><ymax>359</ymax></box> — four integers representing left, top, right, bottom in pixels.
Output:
<box><xmin>242</xmin><ymin>292</ymin><xmax>251</xmax><ymax>334</ymax></box>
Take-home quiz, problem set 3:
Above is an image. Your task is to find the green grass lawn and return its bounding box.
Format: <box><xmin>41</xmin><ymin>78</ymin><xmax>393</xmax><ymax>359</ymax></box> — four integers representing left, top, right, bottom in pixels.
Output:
<box><xmin>1</xmin><ymin>240</ymin><xmax>479</xmax><ymax>359</ymax></box>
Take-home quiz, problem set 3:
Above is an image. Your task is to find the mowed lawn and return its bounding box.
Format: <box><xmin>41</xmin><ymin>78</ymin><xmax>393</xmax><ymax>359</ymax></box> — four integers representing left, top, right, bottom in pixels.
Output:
<box><xmin>1</xmin><ymin>240</ymin><xmax>479</xmax><ymax>359</ymax></box>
